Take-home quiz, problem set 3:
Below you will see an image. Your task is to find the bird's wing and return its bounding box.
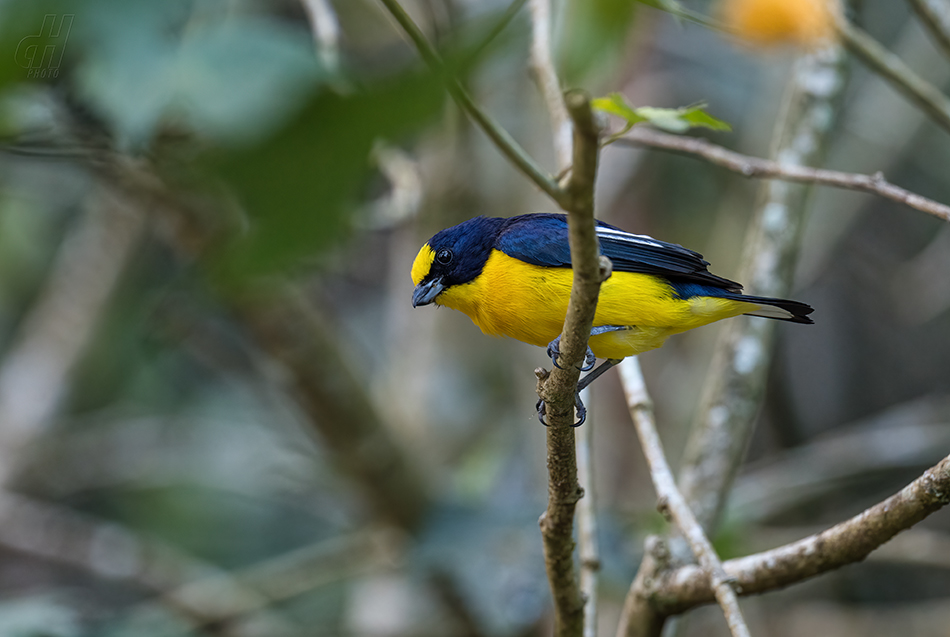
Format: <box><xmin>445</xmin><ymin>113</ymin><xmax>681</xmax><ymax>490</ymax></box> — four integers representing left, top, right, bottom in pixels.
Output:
<box><xmin>496</xmin><ymin>213</ymin><xmax>741</xmax><ymax>291</ymax></box>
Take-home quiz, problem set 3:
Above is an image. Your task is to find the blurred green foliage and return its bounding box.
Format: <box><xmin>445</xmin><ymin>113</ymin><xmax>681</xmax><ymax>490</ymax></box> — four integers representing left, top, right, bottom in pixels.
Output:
<box><xmin>205</xmin><ymin>71</ymin><xmax>445</xmax><ymax>282</ymax></box>
<box><xmin>557</xmin><ymin>0</ymin><xmax>640</xmax><ymax>83</ymax></box>
<box><xmin>1</xmin><ymin>0</ymin><xmax>447</xmax><ymax>286</ymax></box>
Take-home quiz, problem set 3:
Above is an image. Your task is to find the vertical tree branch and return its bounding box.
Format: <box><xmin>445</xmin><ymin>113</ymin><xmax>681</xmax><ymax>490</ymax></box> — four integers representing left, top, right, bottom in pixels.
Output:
<box><xmin>617</xmin><ymin>359</ymin><xmax>751</xmax><ymax>637</ymax></box>
<box><xmin>537</xmin><ymin>90</ymin><xmax>605</xmax><ymax>637</ymax></box>
<box><xmin>377</xmin><ymin>4</ymin><xmax>607</xmax><ymax>633</ymax></box>
<box><xmin>676</xmin><ymin>45</ymin><xmax>848</xmax><ymax>535</ymax></box>
<box><xmin>529</xmin><ymin>3</ymin><xmax>601</xmax><ymax>631</ymax></box>
<box><xmin>576</xmin><ymin>389</ymin><xmax>601</xmax><ymax>637</ymax></box>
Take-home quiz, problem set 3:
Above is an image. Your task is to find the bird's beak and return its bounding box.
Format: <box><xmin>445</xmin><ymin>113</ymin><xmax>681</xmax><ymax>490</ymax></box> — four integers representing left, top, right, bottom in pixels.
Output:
<box><xmin>412</xmin><ymin>277</ymin><xmax>444</xmax><ymax>307</ymax></box>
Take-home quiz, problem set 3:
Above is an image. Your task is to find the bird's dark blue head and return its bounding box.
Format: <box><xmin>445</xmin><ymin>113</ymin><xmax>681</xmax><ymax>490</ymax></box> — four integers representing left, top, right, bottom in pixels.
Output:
<box><xmin>410</xmin><ymin>216</ymin><xmax>504</xmax><ymax>307</ymax></box>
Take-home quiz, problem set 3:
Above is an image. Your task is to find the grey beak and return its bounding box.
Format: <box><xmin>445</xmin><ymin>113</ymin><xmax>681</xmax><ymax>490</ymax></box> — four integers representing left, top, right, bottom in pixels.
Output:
<box><xmin>412</xmin><ymin>277</ymin><xmax>444</xmax><ymax>307</ymax></box>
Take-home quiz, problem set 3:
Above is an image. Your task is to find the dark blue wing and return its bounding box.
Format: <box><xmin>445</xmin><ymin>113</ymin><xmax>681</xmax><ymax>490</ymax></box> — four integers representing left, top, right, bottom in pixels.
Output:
<box><xmin>496</xmin><ymin>213</ymin><xmax>741</xmax><ymax>291</ymax></box>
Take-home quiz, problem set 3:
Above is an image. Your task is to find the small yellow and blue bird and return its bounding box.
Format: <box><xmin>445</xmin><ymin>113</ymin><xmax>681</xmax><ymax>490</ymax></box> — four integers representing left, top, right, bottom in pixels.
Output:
<box><xmin>411</xmin><ymin>213</ymin><xmax>813</xmax><ymax>425</ymax></box>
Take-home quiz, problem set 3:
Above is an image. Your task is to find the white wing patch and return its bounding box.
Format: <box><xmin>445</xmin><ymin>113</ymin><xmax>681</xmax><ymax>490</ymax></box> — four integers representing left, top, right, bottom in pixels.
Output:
<box><xmin>596</xmin><ymin>227</ymin><xmax>665</xmax><ymax>248</ymax></box>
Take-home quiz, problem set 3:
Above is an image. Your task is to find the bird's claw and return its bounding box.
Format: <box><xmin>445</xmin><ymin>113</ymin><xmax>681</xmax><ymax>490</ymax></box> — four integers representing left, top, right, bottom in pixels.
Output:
<box><xmin>546</xmin><ymin>339</ymin><xmax>566</xmax><ymax>370</ymax></box>
<box><xmin>536</xmin><ymin>398</ymin><xmax>547</xmax><ymax>425</ymax></box>
<box><xmin>536</xmin><ymin>392</ymin><xmax>586</xmax><ymax>427</ymax></box>
<box><xmin>546</xmin><ymin>336</ymin><xmax>596</xmax><ymax>372</ymax></box>
<box><xmin>581</xmin><ymin>347</ymin><xmax>596</xmax><ymax>372</ymax></box>
<box><xmin>573</xmin><ymin>392</ymin><xmax>587</xmax><ymax>427</ymax></box>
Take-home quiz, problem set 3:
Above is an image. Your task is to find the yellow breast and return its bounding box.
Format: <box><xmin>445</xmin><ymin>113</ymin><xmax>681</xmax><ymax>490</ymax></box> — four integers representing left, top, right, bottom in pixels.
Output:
<box><xmin>436</xmin><ymin>250</ymin><xmax>754</xmax><ymax>359</ymax></box>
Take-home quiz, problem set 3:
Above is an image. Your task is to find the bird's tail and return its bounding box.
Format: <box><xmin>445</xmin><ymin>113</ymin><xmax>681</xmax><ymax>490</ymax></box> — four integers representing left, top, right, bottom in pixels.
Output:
<box><xmin>735</xmin><ymin>294</ymin><xmax>814</xmax><ymax>324</ymax></box>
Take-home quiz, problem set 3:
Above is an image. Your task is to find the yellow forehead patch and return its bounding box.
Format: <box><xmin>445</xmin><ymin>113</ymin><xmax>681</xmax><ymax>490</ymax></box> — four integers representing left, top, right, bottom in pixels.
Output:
<box><xmin>411</xmin><ymin>244</ymin><xmax>435</xmax><ymax>286</ymax></box>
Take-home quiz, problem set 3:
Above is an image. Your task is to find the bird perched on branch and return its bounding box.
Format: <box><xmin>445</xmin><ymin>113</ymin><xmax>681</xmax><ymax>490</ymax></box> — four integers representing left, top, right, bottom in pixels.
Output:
<box><xmin>410</xmin><ymin>213</ymin><xmax>812</xmax><ymax>425</ymax></box>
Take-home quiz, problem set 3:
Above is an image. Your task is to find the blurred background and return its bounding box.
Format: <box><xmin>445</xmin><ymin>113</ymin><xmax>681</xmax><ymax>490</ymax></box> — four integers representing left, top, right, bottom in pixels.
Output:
<box><xmin>0</xmin><ymin>0</ymin><xmax>947</xmax><ymax>635</ymax></box>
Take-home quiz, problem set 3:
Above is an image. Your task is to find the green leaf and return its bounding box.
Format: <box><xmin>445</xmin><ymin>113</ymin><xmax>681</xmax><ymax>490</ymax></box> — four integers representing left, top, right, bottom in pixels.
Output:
<box><xmin>593</xmin><ymin>93</ymin><xmax>731</xmax><ymax>134</ymax></box>
<box><xmin>592</xmin><ymin>93</ymin><xmax>646</xmax><ymax>126</ymax></box>
<box><xmin>203</xmin><ymin>71</ymin><xmax>445</xmax><ymax>283</ymax></box>
<box><xmin>591</xmin><ymin>92</ymin><xmax>645</xmax><ymax>137</ymax></box>
<box><xmin>679</xmin><ymin>106</ymin><xmax>733</xmax><ymax>132</ymax></box>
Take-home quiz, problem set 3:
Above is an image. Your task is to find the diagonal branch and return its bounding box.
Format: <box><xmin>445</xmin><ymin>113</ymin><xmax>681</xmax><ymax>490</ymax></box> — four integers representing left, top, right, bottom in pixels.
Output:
<box><xmin>614</xmin><ymin>127</ymin><xmax>950</xmax><ymax>222</ymax></box>
<box><xmin>906</xmin><ymin>0</ymin><xmax>950</xmax><ymax>62</ymax></box>
<box><xmin>0</xmin><ymin>188</ymin><xmax>144</xmax><ymax>488</ymax></box>
<box><xmin>837</xmin><ymin>16</ymin><xmax>950</xmax><ymax>135</ymax></box>
<box><xmin>618</xmin><ymin>358</ymin><xmax>751</xmax><ymax>637</ymax></box>
<box><xmin>376</xmin><ymin>0</ymin><xmax>563</xmax><ymax>203</ymax></box>
<box><xmin>650</xmin><ymin>452</ymin><xmax>950</xmax><ymax>615</ymax></box>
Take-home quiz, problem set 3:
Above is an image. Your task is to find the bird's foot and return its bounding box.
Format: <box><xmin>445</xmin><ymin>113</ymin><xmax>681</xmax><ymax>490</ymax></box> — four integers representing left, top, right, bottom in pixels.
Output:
<box><xmin>536</xmin><ymin>392</ymin><xmax>587</xmax><ymax>427</ymax></box>
<box><xmin>546</xmin><ymin>336</ymin><xmax>596</xmax><ymax>372</ymax></box>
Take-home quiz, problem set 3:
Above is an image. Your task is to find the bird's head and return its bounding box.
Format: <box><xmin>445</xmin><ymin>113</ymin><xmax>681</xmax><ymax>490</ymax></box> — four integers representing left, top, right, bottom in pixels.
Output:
<box><xmin>410</xmin><ymin>216</ymin><xmax>502</xmax><ymax>307</ymax></box>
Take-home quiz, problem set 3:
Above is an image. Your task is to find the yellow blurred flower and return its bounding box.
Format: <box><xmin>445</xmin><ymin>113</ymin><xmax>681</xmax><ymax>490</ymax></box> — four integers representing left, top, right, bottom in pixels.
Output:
<box><xmin>718</xmin><ymin>0</ymin><xmax>840</xmax><ymax>47</ymax></box>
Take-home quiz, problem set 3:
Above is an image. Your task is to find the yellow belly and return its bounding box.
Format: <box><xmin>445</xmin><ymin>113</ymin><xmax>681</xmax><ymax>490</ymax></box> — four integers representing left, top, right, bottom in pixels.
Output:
<box><xmin>436</xmin><ymin>250</ymin><xmax>754</xmax><ymax>359</ymax></box>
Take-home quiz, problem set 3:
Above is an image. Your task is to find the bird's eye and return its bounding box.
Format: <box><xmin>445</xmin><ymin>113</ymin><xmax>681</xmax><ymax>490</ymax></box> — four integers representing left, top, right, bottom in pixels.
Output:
<box><xmin>435</xmin><ymin>249</ymin><xmax>453</xmax><ymax>265</ymax></box>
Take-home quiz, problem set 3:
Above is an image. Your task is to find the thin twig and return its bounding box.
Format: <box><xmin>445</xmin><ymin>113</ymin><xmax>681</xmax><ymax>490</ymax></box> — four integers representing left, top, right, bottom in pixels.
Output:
<box><xmin>537</xmin><ymin>90</ymin><xmax>605</xmax><ymax>637</ymax></box>
<box><xmin>376</xmin><ymin>0</ymin><xmax>563</xmax><ymax>204</ymax></box>
<box><xmin>462</xmin><ymin>0</ymin><xmax>530</xmax><ymax>69</ymax></box>
<box><xmin>614</xmin><ymin>127</ymin><xmax>950</xmax><ymax>223</ymax></box>
<box><xmin>618</xmin><ymin>358</ymin><xmax>751</xmax><ymax>637</ymax></box>
<box><xmin>907</xmin><ymin>0</ymin><xmax>950</xmax><ymax>61</ymax></box>
<box><xmin>837</xmin><ymin>16</ymin><xmax>950</xmax><ymax>135</ymax></box>
<box><xmin>649</xmin><ymin>452</ymin><xmax>950</xmax><ymax>615</ymax></box>
<box><xmin>529</xmin><ymin>0</ymin><xmax>571</xmax><ymax>170</ymax></box>
<box><xmin>576</xmin><ymin>392</ymin><xmax>600</xmax><ymax>637</ymax></box>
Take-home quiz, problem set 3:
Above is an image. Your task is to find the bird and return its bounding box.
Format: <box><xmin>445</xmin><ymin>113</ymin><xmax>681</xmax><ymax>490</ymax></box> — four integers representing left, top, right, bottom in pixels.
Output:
<box><xmin>410</xmin><ymin>213</ymin><xmax>813</xmax><ymax>425</ymax></box>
